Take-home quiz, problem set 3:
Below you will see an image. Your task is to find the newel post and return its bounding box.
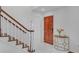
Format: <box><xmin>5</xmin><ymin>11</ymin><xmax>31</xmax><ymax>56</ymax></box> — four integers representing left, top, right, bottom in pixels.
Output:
<box><xmin>0</xmin><ymin>6</ymin><xmax>1</xmax><ymax>37</ymax></box>
<box><xmin>28</xmin><ymin>31</ymin><xmax>35</xmax><ymax>52</ymax></box>
<box><xmin>28</xmin><ymin>20</ymin><xmax>35</xmax><ymax>52</ymax></box>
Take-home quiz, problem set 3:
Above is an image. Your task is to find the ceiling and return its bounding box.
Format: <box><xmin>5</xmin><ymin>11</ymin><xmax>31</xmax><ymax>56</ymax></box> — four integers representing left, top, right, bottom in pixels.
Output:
<box><xmin>2</xmin><ymin>6</ymin><xmax>65</xmax><ymax>15</ymax></box>
<box><xmin>32</xmin><ymin>6</ymin><xmax>65</xmax><ymax>14</ymax></box>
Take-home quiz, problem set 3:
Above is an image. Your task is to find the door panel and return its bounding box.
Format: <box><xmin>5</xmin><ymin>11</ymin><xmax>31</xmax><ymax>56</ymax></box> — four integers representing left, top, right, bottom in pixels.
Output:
<box><xmin>44</xmin><ymin>16</ymin><xmax>53</xmax><ymax>45</ymax></box>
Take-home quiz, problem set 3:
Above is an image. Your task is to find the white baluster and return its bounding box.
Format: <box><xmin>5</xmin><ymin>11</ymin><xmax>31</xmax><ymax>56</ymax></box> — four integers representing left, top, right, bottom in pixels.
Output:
<box><xmin>9</xmin><ymin>21</ymin><xmax>13</xmax><ymax>37</ymax></box>
<box><xmin>6</xmin><ymin>18</ymin><xmax>8</xmax><ymax>35</ymax></box>
<box><xmin>27</xmin><ymin>32</ymin><xmax>30</xmax><ymax>44</ymax></box>
<box><xmin>9</xmin><ymin>22</ymin><xmax>12</xmax><ymax>36</ymax></box>
<box><xmin>21</xmin><ymin>31</ymin><xmax>24</xmax><ymax>42</ymax></box>
<box><xmin>1</xmin><ymin>16</ymin><xmax>4</xmax><ymax>34</ymax></box>
<box><xmin>1</xmin><ymin>16</ymin><xmax>7</xmax><ymax>36</ymax></box>
<box><xmin>23</xmin><ymin>31</ymin><xmax>27</xmax><ymax>43</ymax></box>
<box><xmin>5</xmin><ymin>18</ymin><xmax>7</xmax><ymax>34</ymax></box>
<box><xmin>24</xmin><ymin>32</ymin><xmax>26</xmax><ymax>43</ymax></box>
<box><xmin>14</xmin><ymin>26</ymin><xmax>18</xmax><ymax>39</ymax></box>
<box><xmin>18</xmin><ymin>28</ymin><xmax>20</xmax><ymax>41</ymax></box>
<box><xmin>7</xmin><ymin>21</ymin><xmax>10</xmax><ymax>35</ymax></box>
<box><xmin>20</xmin><ymin>30</ymin><xmax>23</xmax><ymax>42</ymax></box>
<box><xmin>11</xmin><ymin>23</ymin><xmax>14</xmax><ymax>37</ymax></box>
<box><xmin>15</xmin><ymin>27</ymin><xmax>19</xmax><ymax>39</ymax></box>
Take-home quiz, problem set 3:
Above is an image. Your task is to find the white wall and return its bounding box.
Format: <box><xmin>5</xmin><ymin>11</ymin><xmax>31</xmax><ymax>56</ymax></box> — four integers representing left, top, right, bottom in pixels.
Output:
<box><xmin>67</xmin><ymin>7</ymin><xmax>79</xmax><ymax>52</ymax></box>
<box><xmin>51</xmin><ymin>6</ymin><xmax>79</xmax><ymax>52</ymax></box>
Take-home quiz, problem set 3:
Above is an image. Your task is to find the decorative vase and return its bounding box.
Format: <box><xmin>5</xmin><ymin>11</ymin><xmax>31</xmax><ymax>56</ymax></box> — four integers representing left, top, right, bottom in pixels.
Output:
<box><xmin>57</xmin><ymin>28</ymin><xmax>64</xmax><ymax>36</ymax></box>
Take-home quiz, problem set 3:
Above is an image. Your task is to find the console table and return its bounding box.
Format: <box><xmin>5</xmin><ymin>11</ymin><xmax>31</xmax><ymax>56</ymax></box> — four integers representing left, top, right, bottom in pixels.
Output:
<box><xmin>54</xmin><ymin>35</ymin><xmax>69</xmax><ymax>51</ymax></box>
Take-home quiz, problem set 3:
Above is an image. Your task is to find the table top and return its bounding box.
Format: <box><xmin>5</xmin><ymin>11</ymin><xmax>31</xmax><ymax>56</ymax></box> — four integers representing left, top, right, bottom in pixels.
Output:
<box><xmin>54</xmin><ymin>35</ymin><xmax>69</xmax><ymax>38</ymax></box>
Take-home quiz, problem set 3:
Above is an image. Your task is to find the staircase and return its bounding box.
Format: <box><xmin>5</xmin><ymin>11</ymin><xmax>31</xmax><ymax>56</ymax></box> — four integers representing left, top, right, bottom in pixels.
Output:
<box><xmin>0</xmin><ymin>7</ymin><xmax>35</xmax><ymax>53</ymax></box>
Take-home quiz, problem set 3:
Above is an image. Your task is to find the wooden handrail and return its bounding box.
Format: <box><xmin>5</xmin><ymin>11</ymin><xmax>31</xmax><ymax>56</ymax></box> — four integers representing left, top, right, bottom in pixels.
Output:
<box><xmin>0</xmin><ymin>15</ymin><xmax>26</xmax><ymax>33</ymax></box>
<box><xmin>0</xmin><ymin>6</ymin><xmax>1</xmax><ymax>36</ymax></box>
<box><xmin>1</xmin><ymin>9</ymin><xmax>34</xmax><ymax>32</ymax></box>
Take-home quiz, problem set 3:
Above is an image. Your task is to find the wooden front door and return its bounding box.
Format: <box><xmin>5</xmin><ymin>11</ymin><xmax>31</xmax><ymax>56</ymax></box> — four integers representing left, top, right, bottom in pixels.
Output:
<box><xmin>44</xmin><ymin>16</ymin><xmax>53</xmax><ymax>45</ymax></box>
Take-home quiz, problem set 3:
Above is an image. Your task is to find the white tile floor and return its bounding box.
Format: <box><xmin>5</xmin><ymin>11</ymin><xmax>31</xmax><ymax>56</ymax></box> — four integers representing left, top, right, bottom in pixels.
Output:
<box><xmin>34</xmin><ymin>42</ymin><xmax>68</xmax><ymax>53</ymax></box>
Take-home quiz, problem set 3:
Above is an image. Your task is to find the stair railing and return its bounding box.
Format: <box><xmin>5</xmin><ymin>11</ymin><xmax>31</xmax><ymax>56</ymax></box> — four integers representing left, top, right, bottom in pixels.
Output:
<box><xmin>0</xmin><ymin>7</ymin><xmax>35</xmax><ymax>52</ymax></box>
